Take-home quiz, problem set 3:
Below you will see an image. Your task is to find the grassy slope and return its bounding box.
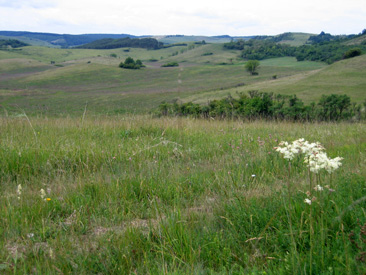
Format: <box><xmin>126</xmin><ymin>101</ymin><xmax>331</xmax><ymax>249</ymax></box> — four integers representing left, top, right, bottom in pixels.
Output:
<box><xmin>278</xmin><ymin>32</ymin><xmax>313</xmax><ymax>46</ymax></box>
<box><xmin>0</xmin><ymin>35</ymin><xmax>57</xmax><ymax>47</ymax></box>
<box><xmin>188</xmin><ymin>55</ymin><xmax>366</xmax><ymax>104</ymax></box>
<box><xmin>0</xmin><ymin>45</ymin><xmax>190</xmax><ymax>64</ymax></box>
<box><xmin>156</xmin><ymin>35</ymin><xmax>232</xmax><ymax>44</ymax></box>
<box><xmin>0</xmin><ymin>56</ymin><xmax>326</xmax><ymax>116</ymax></box>
<box><xmin>343</xmin><ymin>35</ymin><xmax>366</xmax><ymax>46</ymax></box>
<box><xmin>1</xmin><ymin>44</ymin><xmax>365</xmax><ymax>115</ymax></box>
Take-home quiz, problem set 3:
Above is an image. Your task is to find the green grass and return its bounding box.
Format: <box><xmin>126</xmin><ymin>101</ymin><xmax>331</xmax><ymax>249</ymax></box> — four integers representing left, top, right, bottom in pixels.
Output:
<box><xmin>0</xmin><ymin>45</ymin><xmax>191</xmax><ymax>64</ymax></box>
<box><xmin>0</xmin><ymin>42</ymin><xmax>365</xmax><ymax>273</ymax></box>
<box><xmin>156</xmin><ymin>35</ymin><xmax>233</xmax><ymax>44</ymax></box>
<box><xmin>0</xmin><ymin>116</ymin><xmax>365</xmax><ymax>273</ymax></box>
<box><xmin>0</xmin><ymin>55</ymin><xmax>328</xmax><ymax>116</ymax></box>
<box><xmin>278</xmin><ymin>32</ymin><xmax>314</xmax><ymax>46</ymax></box>
<box><xmin>187</xmin><ymin>55</ymin><xmax>366</xmax><ymax>104</ymax></box>
<box><xmin>0</xmin><ymin>44</ymin><xmax>365</xmax><ymax>117</ymax></box>
<box><xmin>163</xmin><ymin>43</ymin><xmax>240</xmax><ymax>64</ymax></box>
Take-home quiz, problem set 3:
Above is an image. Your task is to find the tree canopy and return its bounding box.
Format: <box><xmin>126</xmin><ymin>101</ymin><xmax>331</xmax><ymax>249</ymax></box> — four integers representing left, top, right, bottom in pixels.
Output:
<box><xmin>245</xmin><ymin>60</ymin><xmax>260</xmax><ymax>75</ymax></box>
<box><xmin>77</xmin><ymin>37</ymin><xmax>163</xmax><ymax>50</ymax></box>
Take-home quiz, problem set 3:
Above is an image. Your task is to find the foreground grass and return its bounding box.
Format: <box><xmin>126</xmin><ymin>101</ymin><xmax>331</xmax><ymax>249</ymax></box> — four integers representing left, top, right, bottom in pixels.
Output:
<box><xmin>0</xmin><ymin>116</ymin><xmax>365</xmax><ymax>273</ymax></box>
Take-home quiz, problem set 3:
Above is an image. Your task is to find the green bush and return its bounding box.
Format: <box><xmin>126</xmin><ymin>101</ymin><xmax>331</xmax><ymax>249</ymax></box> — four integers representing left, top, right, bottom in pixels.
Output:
<box><xmin>161</xmin><ymin>62</ymin><xmax>179</xmax><ymax>67</ymax></box>
<box><xmin>119</xmin><ymin>57</ymin><xmax>145</xmax><ymax>69</ymax></box>
<box><xmin>156</xmin><ymin>92</ymin><xmax>362</xmax><ymax>121</ymax></box>
<box><xmin>343</xmin><ymin>48</ymin><xmax>362</xmax><ymax>59</ymax></box>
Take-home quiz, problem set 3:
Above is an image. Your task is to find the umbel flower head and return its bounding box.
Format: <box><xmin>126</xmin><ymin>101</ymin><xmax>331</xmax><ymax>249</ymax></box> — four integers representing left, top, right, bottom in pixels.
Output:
<box><xmin>304</xmin><ymin>152</ymin><xmax>343</xmax><ymax>174</ymax></box>
<box><xmin>40</xmin><ymin>189</ymin><xmax>46</xmax><ymax>201</ymax></box>
<box><xmin>275</xmin><ymin>138</ymin><xmax>343</xmax><ymax>174</ymax></box>
<box><xmin>16</xmin><ymin>184</ymin><xmax>22</xmax><ymax>200</ymax></box>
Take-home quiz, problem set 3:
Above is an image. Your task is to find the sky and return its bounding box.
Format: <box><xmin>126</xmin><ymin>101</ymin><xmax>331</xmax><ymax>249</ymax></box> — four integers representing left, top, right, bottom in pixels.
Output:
<box><xmin>0</xmin><ymin>0</ymin><xmax>365</xmax><ymax>36</ymax></box>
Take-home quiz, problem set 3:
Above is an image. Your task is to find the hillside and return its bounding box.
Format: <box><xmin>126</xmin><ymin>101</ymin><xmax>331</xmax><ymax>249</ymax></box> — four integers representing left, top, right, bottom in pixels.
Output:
<box><xmin>76</xmin><ymin>37</ymin><xmax>163</xmax><ymax>50</ymax></box>
<box><xmin>187</xmin><ymin>55</ymin><xmax>366</xmax><ymax>104</ymax></box>
<box><xmin>0</xmin><ymin>31</ymin><xmax>137</xmax><ymax>47</ymax></box>
<box><xmin>0</xmin><ymin>31</ymin><xmax>315</xmax><ymax>48</ymax></box>
<box><xmin>0</xmin><ymin>40</ymin><xmax>365</xmax><ymax>116</ymax></box>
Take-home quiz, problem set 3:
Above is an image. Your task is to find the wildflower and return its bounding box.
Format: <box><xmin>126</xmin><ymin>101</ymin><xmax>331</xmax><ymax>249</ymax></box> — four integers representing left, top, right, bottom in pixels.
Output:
<box><xmin>46</xmin><ymin>198</ymin><xmax>51</xmax><ymax>202</ymax></box>
<box><xmin>304</xmin><ymin>198</ymin><xmax>312</xmax><ymax>205</ymax></box>
<box><xmin>324</xmin><ymin>156</ymin><xmax>343</xmax><ymax>174</ymax></box>
<box><xmin>40</xmin><ymin>189</ymin><xmax>46</xmax><ymax>201</ymax></box>
<box><xmin>251</xmin><ymin>174</ymin><xmax>256</xmax><ymax>178</ymax></box>
<box><xmin>49</xmin><ymin>248</ymin><xmax>55</xmax><ymax>259</ymax></box>
<box><xmin>314</xmin><ymin>185</ymin><xmax>324</xmax><ymax>191</ymax></box>
<box><xmin>27</xmin><ymin>233</ymin><xmax>34</xmax><ymax>238</ymax></box>
<box><xmin>16</xmin><ymin>184</ymin><xmax>22</xmax><ymax>199</ymax></box>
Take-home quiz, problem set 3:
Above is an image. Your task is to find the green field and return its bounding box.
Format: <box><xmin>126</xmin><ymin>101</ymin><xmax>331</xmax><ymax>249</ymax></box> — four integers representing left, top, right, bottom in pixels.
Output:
<box><xmin>0</xmin><ymin>116</ymin><xmax>365</xmax><ymax>273</ymax></box>
<box><xmin>0</xmin><ymin>41</ymin><xmax>366</xmax><ymax>273</ymax></box>
<box><xmin>1</xmin><ymin>43</ymin><xmax>365</xmax><ymax>117</ymax></box>
<box><xmin>0</xmin><ymin>44</ymin><xmax>341</xmax><ymax>116</ymax></box>
<box><xmin>188</xmin><ymin>55</ymin><xmax>366</xmax><ymax>104</ymax></box>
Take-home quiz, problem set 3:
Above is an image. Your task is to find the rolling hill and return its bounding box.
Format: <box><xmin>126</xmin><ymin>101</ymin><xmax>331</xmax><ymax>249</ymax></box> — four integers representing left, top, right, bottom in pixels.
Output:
<box><xmin>0</xmin><ymin>37</ymin><xmax>364</xmax><ymax>116</ymax></box>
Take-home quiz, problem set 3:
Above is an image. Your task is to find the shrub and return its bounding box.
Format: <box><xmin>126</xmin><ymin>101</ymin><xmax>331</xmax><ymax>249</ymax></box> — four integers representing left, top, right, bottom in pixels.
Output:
<box><xmin>119</xmin><ymin>57</ymin><xmax>145</xmax><ymax>69</ymax></box>
<box><xmin>161</xmin><ymin>62</ymin><xmax>179</xmax><ymax>67</ymax></box>
<box><xmin>343</xmin><ymin>48</ymin><xmax>362</xmax><ymax>59</ymax></box>
<box><xmin>156</xmin><ymin>92</ymin><xmax>361</xmax><ymax>121</ymax></box>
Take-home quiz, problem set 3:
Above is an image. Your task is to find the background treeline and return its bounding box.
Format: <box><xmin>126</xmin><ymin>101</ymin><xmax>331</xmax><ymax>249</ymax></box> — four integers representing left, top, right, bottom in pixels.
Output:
<box><xmin>0</xmin><ymin>39</ymin><xmax>29</xmax><ymax>49</ymax></box>
<box><xmin>224</xmin><ymin>31</ymin><xmax>366</xmax><ymax>64</ymax></box>
<box><xmin>157</xmin><ymin>92</ymin><xmax>365</xmax><ymax>121</ymax></box>
<box><xmin>76</xmin><ymin>37</ymin><xmax>163</xmax><ymax>50</ymax></box>
<box><xmin>0</xmin><ymin>31</ymin><xmax>138</xmax><ymax>47</ymax></box>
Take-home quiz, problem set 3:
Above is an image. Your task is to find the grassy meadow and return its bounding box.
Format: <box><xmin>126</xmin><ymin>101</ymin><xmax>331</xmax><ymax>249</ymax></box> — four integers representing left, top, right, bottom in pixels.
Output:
<box><xmin>0</xmin><ymin>42</ymin><xmax>366</xmax><ymax>273</ymax></box>
<box><xmin>0</xmin><ymin>45</ymin><xmax>331</xmax><ymax>116</ymax></box>
<box><xmin>0</xmin><ymin>116</ymin><xmax>366</xmax><ymax>273</ymax></box>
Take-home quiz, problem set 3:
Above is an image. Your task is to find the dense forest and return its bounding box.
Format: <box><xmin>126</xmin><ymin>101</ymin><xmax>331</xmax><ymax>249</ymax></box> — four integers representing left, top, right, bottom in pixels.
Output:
<box><xmin>224</xmin><ymin>31</ymin><xmax>366</xmax><ymax>64</ymax></box>
<box><xmin>76</xmin><ymin>37</ymin><xmax>163</xmax><ymax>50</ymax></box>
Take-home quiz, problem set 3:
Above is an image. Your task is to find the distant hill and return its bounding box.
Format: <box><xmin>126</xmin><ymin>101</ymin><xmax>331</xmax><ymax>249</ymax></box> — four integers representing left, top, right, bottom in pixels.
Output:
<box><xmin>76</xmin><ymin>37</ymin><xmax>163</xmax><ymax>50</ymax></box>
<box><xmin>0</xmin><ymin>31</ymin><xmax>137</xmax><ymax>48</ymax></box>
<box><xmin>224</xmin><ymin>31</ymin><xmax>366</xmax><ymax>64</ymax></box>
<box><xmin>155</xmin><ymin>35</ymin><xmax>254</xmax><ymax>44</ymax></box>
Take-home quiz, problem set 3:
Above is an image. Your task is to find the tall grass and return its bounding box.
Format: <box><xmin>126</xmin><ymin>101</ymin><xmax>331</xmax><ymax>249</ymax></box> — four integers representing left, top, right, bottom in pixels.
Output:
<box><xmin>0</xmin><ymin>115</ymin><xmax>365</xmax><ymax>273</ymax></box>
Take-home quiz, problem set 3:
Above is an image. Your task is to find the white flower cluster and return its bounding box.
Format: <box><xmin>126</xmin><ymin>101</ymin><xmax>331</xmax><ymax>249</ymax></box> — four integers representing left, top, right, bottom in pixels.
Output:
<box><xmin>40</xmin><ymin>189</ymin><xmax>46</xmax><ymax>201</ymax></box>
<box><xmin>16</xmin><ymin>184</ymin><xmax>22</xmax><ymax>200</ymax></box>
<box><xmin>304</xmin><ymin>153</ymin><xmax>343</xmax><ymax>174</ymax></box>
<box><xmin>275</xmin><ymin>138</ymin><xmax>343</xmax><ymax>174</ymax></box>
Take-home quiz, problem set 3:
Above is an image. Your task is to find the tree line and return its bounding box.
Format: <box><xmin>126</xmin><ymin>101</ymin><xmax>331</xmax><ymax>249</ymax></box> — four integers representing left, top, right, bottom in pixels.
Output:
<box><xmin>0</xmin><ymin>39</ymin><xmax>29</xmax><ymax>49</ymax></box>
<box><xmin>76</xmin><ymin>37</ymin><xmax>163</xmax><ymax>50</ymax></box>
<box><xmin>156</xmin><ymin>92</ymin><xmax>365</xmax><ymax>121</ymax></box>
<box><xmin>224</xmin><ymin>31</ymin><xmax>366</xmax><ymax>64</ymax></box>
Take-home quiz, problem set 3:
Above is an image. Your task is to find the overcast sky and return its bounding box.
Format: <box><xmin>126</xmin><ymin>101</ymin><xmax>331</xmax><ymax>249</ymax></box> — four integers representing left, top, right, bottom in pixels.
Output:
<box><xmin>0</xmin><ymin>0</ymin><xmax>365</xmax><ymax>36</ymax></box>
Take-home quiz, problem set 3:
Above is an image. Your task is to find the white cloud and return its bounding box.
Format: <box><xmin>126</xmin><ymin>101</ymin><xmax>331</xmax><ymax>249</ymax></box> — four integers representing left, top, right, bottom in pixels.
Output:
<box><xmin>0</xmin><ymin>0</ymin><xmax>365</xmax><ymax>35</ymax></box>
